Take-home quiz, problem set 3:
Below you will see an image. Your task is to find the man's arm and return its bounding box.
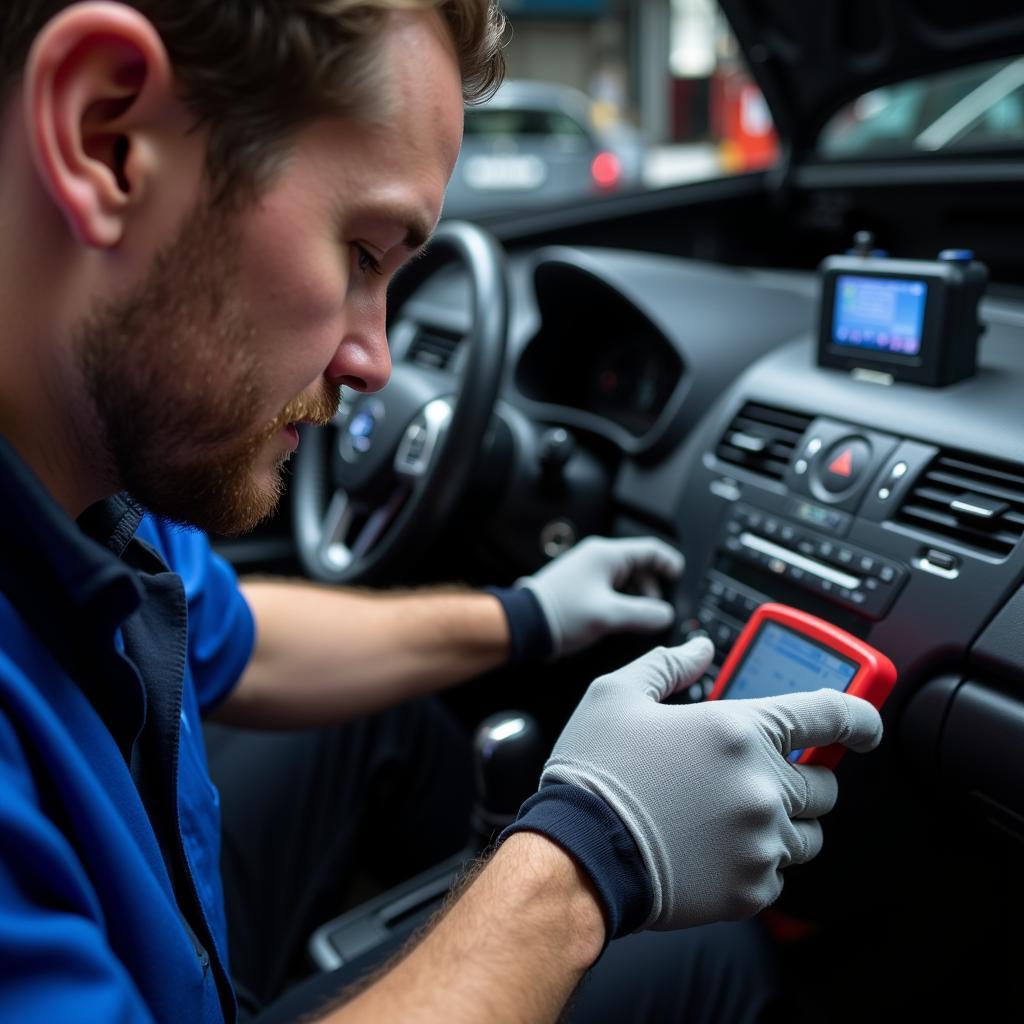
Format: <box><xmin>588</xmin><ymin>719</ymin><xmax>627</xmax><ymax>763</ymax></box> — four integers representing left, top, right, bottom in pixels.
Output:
<box><xmin>213</xmin><ymin>580</ymin><xmax>511</xmax><ymax>728</ymax></box>
<box><xmin>213</xmin><ymin>536</ymin><xmax>685</xmax><ymax>729</ymax></box>
<box><xmin>320</xmin><ymin>833</ymin><xmax>606</xmax><ymax>1024</ymax></box>
<box><xmin>313</xmin><ymin>639</ymin><xmax>884</xmax><ymax>1023</ymax></box>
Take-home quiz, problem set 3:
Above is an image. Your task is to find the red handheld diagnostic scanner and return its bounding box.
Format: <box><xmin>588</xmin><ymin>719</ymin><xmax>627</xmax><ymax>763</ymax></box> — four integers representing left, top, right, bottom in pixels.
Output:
<box><xmin>707</xmin><ymin>603</ymin><xmax>896</xmax><ymax>769</ymax></box>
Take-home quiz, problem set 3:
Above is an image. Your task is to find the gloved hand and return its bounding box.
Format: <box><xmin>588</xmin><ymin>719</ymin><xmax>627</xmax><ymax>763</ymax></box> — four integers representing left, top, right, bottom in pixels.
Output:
<box><xmin>517</xmin><ymin>536</ymin><xmax>684</xmax><ymax>657</ymax></box>
<box><xmin>540</xmin><ymin>637</ymin><xmax>883</xmax><ymax>931</ymax></box>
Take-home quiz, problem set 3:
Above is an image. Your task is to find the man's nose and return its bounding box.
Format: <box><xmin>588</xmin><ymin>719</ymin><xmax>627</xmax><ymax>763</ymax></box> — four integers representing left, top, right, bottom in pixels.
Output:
<box><xmin>325</xmin><ymin>317</ymin><xmax>392</xmax><ymax>394</ymax></box>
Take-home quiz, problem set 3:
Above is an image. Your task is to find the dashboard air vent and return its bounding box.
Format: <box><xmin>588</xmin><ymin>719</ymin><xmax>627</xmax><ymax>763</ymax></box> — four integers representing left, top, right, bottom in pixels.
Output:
<box><xmin>894</xmin><ymin>451</ymin><xmax>1024</xmax><ymax>558</ymax></box>
<box><xmin>715</xmin><ymin>403</ymin><xmax>812</xmax><ymax>481</ymax></box>
<box><xmin>407</xmin><ymin>325</ymin><xmax>462</xmax><ymax>370</ymax></box>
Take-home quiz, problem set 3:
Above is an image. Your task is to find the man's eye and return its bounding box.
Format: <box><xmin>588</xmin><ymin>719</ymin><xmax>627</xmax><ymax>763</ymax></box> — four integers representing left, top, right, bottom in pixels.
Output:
<box><xmin>355</xmin><ymin>245</ymin><xmax>384</xmax><ymax>276</ymax></box>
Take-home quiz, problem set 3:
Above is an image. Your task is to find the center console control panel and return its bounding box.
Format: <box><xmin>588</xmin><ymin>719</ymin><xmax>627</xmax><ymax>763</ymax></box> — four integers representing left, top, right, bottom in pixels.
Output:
<box><xmin>674</xmin><ymin>415</ymin><xmax>928</xmax><ymax>705</ymax></box>
<box><xmin>722</xmin><ymin>504</ymin><xmax>907</xmax><ymax>619</ymax></box>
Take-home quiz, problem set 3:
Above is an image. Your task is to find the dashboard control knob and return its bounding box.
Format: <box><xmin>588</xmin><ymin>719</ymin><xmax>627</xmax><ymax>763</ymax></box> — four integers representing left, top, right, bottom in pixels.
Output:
<box><xmin>539</xmin><ymin>427</ymin><xmax>575</xmax><ymax>470</ymax></box>
<box><xmin>540</xmin><ymin>518</ymin><xmax>577</xmax><ymax>559</ymax></box>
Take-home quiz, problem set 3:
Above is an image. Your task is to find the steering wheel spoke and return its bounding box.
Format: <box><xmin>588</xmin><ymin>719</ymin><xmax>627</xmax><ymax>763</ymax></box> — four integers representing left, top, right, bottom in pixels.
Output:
<box><xmin>317</xmin><ymin>485</ymin><xmax>412</xmax><ymax>572</ymax></box>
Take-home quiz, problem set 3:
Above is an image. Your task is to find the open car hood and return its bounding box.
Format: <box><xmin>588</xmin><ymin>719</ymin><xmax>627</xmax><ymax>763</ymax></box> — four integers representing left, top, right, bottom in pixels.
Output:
<box><xmin>720</xmin><ymin>0</ymin><xmax>1024</xmax><ymax>159</ymax></box>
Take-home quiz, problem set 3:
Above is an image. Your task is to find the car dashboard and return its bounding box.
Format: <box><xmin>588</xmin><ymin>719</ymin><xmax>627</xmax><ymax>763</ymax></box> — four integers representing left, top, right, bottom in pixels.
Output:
<box><xmin>390</xmin><ymin>243</ymin><xmax>1024</xmax><ymax>886</ymax></box>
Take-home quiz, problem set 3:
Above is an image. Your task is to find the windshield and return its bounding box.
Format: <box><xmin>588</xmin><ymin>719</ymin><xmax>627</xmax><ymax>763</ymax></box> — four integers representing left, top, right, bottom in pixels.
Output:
<box><xmin>819</xmin><ymin>57</ymin><xmax>1024</xmax><ymax>159</ymax></box>
<box><xmin>442</xmin><ymin>0</ymin><xmax>777</xmax><ymax>220</ymax></box>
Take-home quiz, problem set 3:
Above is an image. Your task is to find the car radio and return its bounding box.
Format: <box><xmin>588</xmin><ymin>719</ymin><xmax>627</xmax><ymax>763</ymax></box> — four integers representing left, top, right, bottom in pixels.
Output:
<box><xmin>676</xmin><ymin>502</ymin><xmax>908</xmax><ymax>706</ymax></box>
<box><xmin>816</xmin><ymin>232</ymin><xmax>988</xmax><ymax>387</ymax></box>
<box><xmin>720</xmin><ymin>505</ymin><xmax>906</xmax><ymax>620</ymax></box>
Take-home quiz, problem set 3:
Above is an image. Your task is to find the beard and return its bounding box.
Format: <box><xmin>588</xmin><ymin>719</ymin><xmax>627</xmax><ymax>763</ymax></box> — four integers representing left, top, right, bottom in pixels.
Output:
<box><xmin>75</xmin><ymin>199</ymin><xmax>339</xmax><ymax>536</ymax></box>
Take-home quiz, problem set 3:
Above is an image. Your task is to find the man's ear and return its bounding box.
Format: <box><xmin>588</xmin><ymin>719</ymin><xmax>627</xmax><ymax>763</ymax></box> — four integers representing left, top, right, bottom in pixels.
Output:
<box><xmin>23</xmin><ymin>2</ymin><xmax>182</xmax><ymax>249</ymax></box>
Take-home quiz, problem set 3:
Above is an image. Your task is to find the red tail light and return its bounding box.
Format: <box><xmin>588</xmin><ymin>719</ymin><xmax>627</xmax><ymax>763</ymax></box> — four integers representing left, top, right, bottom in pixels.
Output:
<box><xmin>590</xmin><ymin>151</ymin><xmax>622</xmax><ymax>190</ymax></box>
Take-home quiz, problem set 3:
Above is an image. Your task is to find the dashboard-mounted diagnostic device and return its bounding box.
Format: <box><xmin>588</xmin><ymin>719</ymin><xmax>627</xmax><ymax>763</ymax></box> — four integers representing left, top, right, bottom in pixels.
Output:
<box><xmin>816</xmin><ymin>233</ymin><xmax>987</xmax><ymax>387</ymax></box>
<box><xmin>707</xmin><ymin>603</ymin><xmax>896</xmax><ymax>769</ymax></box>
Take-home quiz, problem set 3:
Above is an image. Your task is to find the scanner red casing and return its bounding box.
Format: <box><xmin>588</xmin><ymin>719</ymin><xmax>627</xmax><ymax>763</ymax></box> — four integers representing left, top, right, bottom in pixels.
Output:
<box><xmin>707</xmin><ymin>602</ymin><xmax>897</xmax><ymax>769</ymax></box>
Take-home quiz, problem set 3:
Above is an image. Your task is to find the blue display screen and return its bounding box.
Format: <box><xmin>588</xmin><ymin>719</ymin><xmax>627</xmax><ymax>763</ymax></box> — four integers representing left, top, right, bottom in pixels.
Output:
<box><xmin>832</xmin><ymin>274</ymin><xmax>928</xmax><ymax>357</ymax></box>
<box><xmin>724</xmin><ymin>622</ymin><xmax>857</xmax><ymax>702</ymax></box>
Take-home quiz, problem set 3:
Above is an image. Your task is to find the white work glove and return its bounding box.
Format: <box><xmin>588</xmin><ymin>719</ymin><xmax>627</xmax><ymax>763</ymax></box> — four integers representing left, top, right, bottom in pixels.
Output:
<box><xmin>517</xmin><ymin>536</ymin><xmax>684</xmax><ymax>658</ymax></box>
<box><xmin>541</xmin><ymin>637</ymin><xmax>883</xmax><ymax>931</ymax></box>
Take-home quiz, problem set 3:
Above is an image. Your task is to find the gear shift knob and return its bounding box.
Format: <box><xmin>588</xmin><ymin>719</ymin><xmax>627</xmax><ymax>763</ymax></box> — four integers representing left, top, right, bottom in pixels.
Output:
<box><xmin>472</xmin><ymin>710</ymin><xmax>545</xmax><ymax>843</ymax></box>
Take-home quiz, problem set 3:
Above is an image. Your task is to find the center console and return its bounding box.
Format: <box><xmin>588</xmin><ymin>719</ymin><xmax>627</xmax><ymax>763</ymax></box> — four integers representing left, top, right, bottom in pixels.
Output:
<box><xmin>663</xmin><ymin>270</ymin><xmax>1024</xmax><ymax>877</ymax></box>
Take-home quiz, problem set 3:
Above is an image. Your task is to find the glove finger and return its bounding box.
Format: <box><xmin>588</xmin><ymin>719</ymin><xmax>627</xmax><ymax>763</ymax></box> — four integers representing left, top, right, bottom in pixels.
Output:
<box><xmin>786</xmin><ymin>764</ymin><xmax>839</xmax><ymax>819</ymax></box>
<box><xmin>786</xmin><ymin>819</ymin><xmax>824</xmax><ymax>865</ymax></box>
<box><xmin>598</xmin><ymin>637</ymin><xmax>714</xmax><ymax>703</ymax></box>
<box><xmin>605</xmin><ymin>594</ymin><xmax>676</xmax><ymax>632</ymax></box>
<box><xmin>602</xmin><ymin>537</ymin><xmax>685</xmax><ymax>581</ymax></box>
<box><xmin>752</xmin><ymin>690</ymin><xmax>883</xmax><ymax>757</ymax></box>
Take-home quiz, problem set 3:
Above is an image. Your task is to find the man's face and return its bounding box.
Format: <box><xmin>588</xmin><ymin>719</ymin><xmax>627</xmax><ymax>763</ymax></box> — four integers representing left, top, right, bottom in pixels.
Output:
<box><xmin>75</xmin><ymin>11</ymin><xmax>463</xmax><ymax>535</ymax></box>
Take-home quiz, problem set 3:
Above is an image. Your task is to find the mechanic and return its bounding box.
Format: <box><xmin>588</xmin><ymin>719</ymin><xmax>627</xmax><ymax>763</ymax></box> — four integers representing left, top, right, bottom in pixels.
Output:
<box><xmin>0</xmin><ymin>2</ymin><xmax>884</xmax><ymax>1023</ymax></box>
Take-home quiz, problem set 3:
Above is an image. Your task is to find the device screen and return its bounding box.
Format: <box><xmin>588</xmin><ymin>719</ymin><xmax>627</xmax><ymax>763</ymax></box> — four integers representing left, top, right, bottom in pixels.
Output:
<box><xmin>832</xmin><ymin>274</ymin><xmax>928</xmax><ymax>357</ymax></box>
<box><xmin>723</xmin><ymin>621</ymin><xmax>858</xmax><ymax>701</ymax></box>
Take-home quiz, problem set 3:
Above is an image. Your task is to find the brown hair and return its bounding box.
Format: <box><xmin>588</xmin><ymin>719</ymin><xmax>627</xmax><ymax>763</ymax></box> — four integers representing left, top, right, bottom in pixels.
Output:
<box><xmin>0</xmin><ymin>1</ymin><xmax>506</xmax><ymax>201</ymax></box>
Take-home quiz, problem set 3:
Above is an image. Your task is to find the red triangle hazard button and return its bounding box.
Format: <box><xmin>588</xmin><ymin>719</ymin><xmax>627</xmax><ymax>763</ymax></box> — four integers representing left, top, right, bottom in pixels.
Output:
<box><xmin>829</xmin><ymin>447</ymin><xmax>854</xmax><ymax>478</ymax></box>
<box><xmin>820</xmin><ymin>439</ymin><xmax>871</xmax><ymax>494</ymax></box>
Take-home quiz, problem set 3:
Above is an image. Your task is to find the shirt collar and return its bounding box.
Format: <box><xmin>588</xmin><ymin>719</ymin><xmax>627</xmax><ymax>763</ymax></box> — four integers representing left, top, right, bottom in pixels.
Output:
<box><xmin>0</xmin><ymin>433</ymin><xmax>145</xmax><ymax>669</ymax></box>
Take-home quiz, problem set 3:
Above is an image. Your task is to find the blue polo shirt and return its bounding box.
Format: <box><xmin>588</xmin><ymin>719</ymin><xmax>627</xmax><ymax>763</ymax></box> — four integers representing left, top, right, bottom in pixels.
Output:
<box><xmin>0</xmin><ymin>435</ymin><xmax>255</xmax><ymax>1022</ymax></box>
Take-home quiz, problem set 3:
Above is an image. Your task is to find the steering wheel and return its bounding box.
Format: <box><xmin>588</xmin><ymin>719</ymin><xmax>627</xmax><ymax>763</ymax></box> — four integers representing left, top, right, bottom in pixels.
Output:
<box><xmin>292</xmin><ymin>220</ymin><xmax>509</xmax><ymax>584</ymax></box>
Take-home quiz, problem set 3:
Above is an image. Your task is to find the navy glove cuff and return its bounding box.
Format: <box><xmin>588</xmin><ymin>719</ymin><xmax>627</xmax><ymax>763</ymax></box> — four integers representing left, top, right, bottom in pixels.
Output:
<box><xmin>498</xmin><ymin>783</ymin><xmax>652</xmax><ymax>943</ymax></box>
<box><xmin>485</xmin><ymin>585</ymin><xmax>554</xmax><ymax>665</ymax></box>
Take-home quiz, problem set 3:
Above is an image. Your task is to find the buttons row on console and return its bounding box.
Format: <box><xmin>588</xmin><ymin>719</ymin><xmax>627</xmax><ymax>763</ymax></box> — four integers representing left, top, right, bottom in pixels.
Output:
<box><xmin>723</xmin><ymin>507</ymin><xmax>906</xmax><ymax>619</ymax></box>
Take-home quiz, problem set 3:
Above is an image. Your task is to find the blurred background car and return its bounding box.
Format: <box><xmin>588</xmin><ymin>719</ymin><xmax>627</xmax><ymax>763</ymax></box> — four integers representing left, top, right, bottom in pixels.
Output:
<box><xmin>443</xmin><ymin>80</ymin><xmax>646</xmax><ymax>219</ymax></box>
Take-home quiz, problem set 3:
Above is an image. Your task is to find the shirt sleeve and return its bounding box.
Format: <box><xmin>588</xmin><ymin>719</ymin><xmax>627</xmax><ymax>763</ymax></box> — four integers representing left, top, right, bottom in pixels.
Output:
<box><xmin>136</xmin><ymin>518</ymin><xmax>256</xmax><ymax>715</ymax></box>
<box><xmin>499</xmin><ymin>783</ymin><xmax>653</xmax><ymax>944</ymax></box>
<box><xmin>0</xmin><ymin>717</ymin><xmax>156</xmax><ymax>1024</ymax></box>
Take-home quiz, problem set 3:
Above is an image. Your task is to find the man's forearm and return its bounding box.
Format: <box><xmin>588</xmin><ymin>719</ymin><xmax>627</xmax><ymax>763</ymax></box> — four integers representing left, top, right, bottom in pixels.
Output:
<box><xmin>320</xmin><ymin>833</ymin><xmax>606</xmax><ymax>1024</ymax></box>
<box><xmin>214</xmin><ymin>579</ymin><xmax>510</xmax><ymax>728</ymax></box>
